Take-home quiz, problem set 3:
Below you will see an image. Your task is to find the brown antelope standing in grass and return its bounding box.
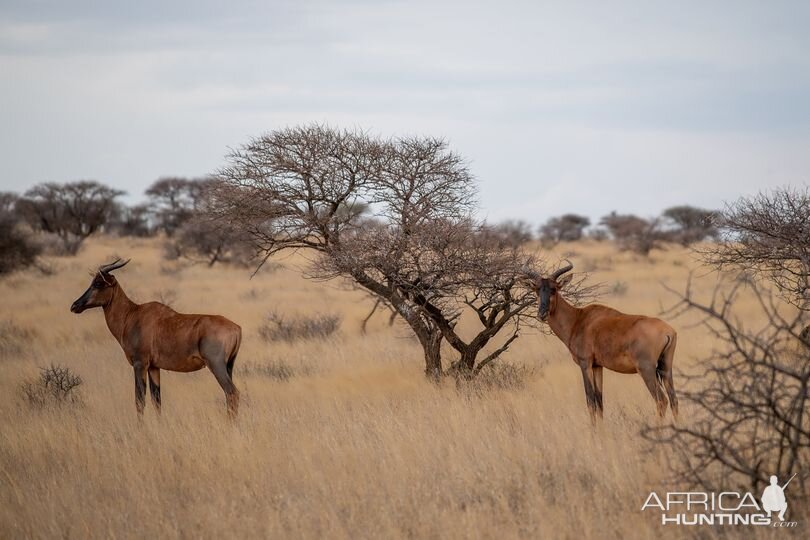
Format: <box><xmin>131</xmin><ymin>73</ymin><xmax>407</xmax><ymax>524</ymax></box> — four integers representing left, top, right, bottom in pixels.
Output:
<box><xmin>528</xmin><ymin>261</ymin><xmax>678</xmax><ymax>421</ymax></box>
<box><xmin>70</xmin><ymin>259</ymin><xmax>241</xmax><ymax>417</ymax></box>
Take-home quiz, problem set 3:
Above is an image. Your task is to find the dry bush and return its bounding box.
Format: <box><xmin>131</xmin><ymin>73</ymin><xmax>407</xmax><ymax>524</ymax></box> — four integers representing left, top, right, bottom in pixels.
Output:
<box><xmin>239</xmin><ymin>288</ymin><xmax>262</xmax><ymax>301</ymax></box>
<box><xmin>646</xmin><ymin>274</ymin><xmax>810</xmax><ymax>496</ymax></box>
<box><xmin>0</xmin><ymin>193</ymin><xmax>41</xmax><ymax>275</ymax></box>
<box><xmin>462</xmin><ymin>361</ymin><xmax>535</xmax><ymax>393</ymax></box>
<box><xmin>701</xmin><ymin>186</ymin><xmax>810</xmax><ymax>311</ymax></box>
<box><xmin>0</xmin><ymin>221</ymin><xmax>41</xmax><ymax>276</ymax></box>
<box><xmin>258</xmin><ymin>311</ymin><xmax>342</xmax><ymax>342</ymax></box>
<box><xmin>483</xmin><ymin>220</ymin><xmax>535</xmax><ymax>247</ymax></box>
<box><xmin>239</xmin><ymin>359</ymin><xmax>317</xmax><ymax>380</ymax></box>
<box><xmin>609</xmin><ymin>281</ymin><xmax>629</xmax><ymax>296</ymax></box>
<box><xmin>19</xmin><ymin>365</ymin><xmax>83</xmax><ymax>408</ymax></box>
<box><xmin>644</xmin><ymin>187</ymin><xmax>810</xmax><ymax>497</ymax></box>
<box><xmin>0</xmin><ymin>320</ymin><xmax>36</xmax><ymax>357</ymax></box>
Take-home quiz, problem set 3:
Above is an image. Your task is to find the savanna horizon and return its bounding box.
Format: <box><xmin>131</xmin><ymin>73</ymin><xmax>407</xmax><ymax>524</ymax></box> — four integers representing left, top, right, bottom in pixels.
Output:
<box><xmin>0</xmin><ymin>235</ymin><xmax>799</xmax><ymax>539</ymax></box>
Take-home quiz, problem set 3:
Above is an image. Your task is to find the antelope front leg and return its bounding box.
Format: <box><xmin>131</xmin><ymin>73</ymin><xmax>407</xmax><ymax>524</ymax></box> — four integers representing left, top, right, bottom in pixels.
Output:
<box><xmin>592</xmin><ymin>365</ymin><xmax>604</xmax><ymax>418</ymax></box>
<box><xmin>579</xmin><ymin>361</ymin><xmax>598</xmax><ymax>422</ymax></box>
<box><xmin>133</xmin><ymin>362</ymin><xmax>147</xmax><ymax>415</ymax></box>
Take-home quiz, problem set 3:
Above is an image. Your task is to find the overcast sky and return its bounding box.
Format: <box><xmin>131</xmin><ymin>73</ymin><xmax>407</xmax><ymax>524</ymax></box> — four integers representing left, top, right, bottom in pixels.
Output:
<box><xmin>1</xmin><ymin>1</ymin><xmax>808</xmax><ymax>222</ymax></box>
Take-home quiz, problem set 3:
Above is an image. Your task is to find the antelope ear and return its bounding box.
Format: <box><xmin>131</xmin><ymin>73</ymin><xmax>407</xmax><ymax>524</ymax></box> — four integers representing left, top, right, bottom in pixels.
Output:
<box><xmin>558</xmin><ymin>274</ymin><xmax>573</xmax><ymax>289</ymax></box>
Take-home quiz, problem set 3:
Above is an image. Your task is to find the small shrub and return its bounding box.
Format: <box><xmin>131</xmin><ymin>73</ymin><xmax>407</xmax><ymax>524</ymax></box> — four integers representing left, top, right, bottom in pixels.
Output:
<box><xmin>159</xmin><ymin>262</ymin><xmax>189</xmax><ymax>276</ymax></box>
<box><xmin>610</xmin><ymin>281</ymin><xmax>629</xmax><ymax>296</ymax></box>
<box><xmin>33</xmin><ymin>260</ymin><xmax>58</xmax><ymax>276</ymax></box>
<box><xmin>239</xmin><ymin>359</ymin><xmax>317</xmax><ymax>380</ymax></box>
<box><xmin>239</xmin><ymin>288</ymin><xmax>262</xmax><ymax>301</ymax></box>
<box><xmin>20</xmin><ymin>364</ymin><xmax>83</xmax><ymax>408</ymax></box>
<box><xmin>483</xmin><ymin>220</ymin><xmax>535</xmax><ymax>247</ymax></box>
<box><xmin>0</xmin><ymin>215</ymin><xmax>41</xmax><ymax>275</ymax></box>
<box><xmin>0</xmin><ymin>320</ymin><xmax>36</xmax><ymax>357</ymax></box>
<box><xmin>462</xmin><ymin>362</ymin><xmax>535</xmax><ymax>394</ymax></box>
<box><xmin>259</xmin><ymin>311</ymin><xmax>341</xmax><ymax>342</ymax></box>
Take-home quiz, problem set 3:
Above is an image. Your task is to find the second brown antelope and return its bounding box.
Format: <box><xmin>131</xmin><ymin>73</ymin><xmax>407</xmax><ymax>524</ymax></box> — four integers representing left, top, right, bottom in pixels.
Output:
<box><xmin>70</xmin><ymin>259</ymin><xmax>241</xmax><ymax>417</ymax></box>
<box><xmin>528</xmin><ymin>261</ymin><xmax>678</xmax><ymax>420</ymax></box>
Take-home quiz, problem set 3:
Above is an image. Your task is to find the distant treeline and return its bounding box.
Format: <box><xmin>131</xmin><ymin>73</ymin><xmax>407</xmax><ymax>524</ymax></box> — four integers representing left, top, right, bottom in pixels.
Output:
<box><xmin>0</xmin><ymin>178</ymin><xmax>256</xmax><ymax>274</ymax></box>
<box><xmin>1</xmin><ymin>176</ymin><xmax>719</xmax><ymax>275</ymax></box>
<box><xmin>486</xmin><ymin>206</ymin><xmax>719</xmax><ymax>254</ymax></box>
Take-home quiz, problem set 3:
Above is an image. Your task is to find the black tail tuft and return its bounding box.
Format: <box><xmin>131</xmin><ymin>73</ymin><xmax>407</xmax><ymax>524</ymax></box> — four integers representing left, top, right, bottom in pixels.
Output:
<box><xmin>656</xmin><ymin>335</ymin><xmax>671</xmax><ymax>387</ymax></box>
<box><xmin>226</xmin><ymin>355</ymin><xmax>236</xmax><ymax>380</ymax></box>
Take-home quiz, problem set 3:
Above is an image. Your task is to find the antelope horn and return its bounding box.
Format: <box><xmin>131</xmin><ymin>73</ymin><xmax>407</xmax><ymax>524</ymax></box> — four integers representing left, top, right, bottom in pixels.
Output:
<box><xmin>99</xmin><ymin>258</ymin><xmax>131</xmax><ymax>274</ymax></box>
<box><xmin>522</xmin><ymin>264</ymin><xmax>542</xmax><ymax>284</ymax></box>
<box><xmin>551</xmin><ymin>259</ymin><xmax>574</xmax><ymax>280</ymax></box>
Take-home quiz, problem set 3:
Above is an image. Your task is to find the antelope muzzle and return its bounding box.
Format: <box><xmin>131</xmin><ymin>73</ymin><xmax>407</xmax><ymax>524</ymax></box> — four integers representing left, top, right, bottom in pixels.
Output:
<box><xmin>70</xmin><ymin>289</ymin><xmax>92</xmax><ymax>314</ymax></box>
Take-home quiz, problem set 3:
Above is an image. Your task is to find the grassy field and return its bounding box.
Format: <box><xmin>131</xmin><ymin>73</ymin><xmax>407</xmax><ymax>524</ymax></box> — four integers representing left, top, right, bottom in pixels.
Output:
<box><xmin>0</xmin><ymin>236</ymin><xmax>796</xmax><ymax>539</ymax></box>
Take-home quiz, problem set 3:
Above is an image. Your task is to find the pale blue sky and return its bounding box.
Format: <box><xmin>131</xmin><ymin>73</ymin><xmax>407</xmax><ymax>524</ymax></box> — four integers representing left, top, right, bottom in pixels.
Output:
<box><xmin>1</xmin><ymin>1</ymin><xmax>808</xmax><ymax>222</ymax></box>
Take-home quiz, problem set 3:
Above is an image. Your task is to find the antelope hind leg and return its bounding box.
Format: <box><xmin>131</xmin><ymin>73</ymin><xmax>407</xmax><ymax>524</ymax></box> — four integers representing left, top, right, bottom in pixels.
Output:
<box><xmin>639</xmin><ymin>365</ymin><xmax>668</xmax><ymax>418</ymax></box>
<box><xmin>133</xmin><ymin>362</ymin><xmax>147</xmax><ymax>416</ymax></box>
<box><xmin>148</xmin><ymin>367</ymin><xmax>161</xmax><ymax>413</ymax></box>
<box><xmin>201</xmin><ymin>341</ymin><xmax>240</xmax><ymax>418</ymax></box>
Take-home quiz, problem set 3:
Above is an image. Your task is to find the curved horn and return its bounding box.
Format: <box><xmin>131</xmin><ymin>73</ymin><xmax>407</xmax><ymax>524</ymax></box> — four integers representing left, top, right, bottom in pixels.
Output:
<box><xmin>522</xmin><ymin>264</ymin><xmax>542</xmax><ymax>284</ymax></box>
<box><xmin>99</xmin><ymin>258</ymin><xmax>130</xmax><ymax>274</ymax></box>
<box><xmin>551</xmin><ymin>259</ymin><xmax>574</xmax><ymax>280</ymax></box>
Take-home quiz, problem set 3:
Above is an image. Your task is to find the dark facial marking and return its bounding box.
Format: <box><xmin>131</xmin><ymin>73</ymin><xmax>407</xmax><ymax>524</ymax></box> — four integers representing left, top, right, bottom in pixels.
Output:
<box><xmin>537</xmin><ymin>278</ymin><xmax>558</xmax><ymax>320</ymax></box>
<box><xmin>70</xmin><ymin>272</ymin><xmax>114</xmax><ymax>313</ymax></box>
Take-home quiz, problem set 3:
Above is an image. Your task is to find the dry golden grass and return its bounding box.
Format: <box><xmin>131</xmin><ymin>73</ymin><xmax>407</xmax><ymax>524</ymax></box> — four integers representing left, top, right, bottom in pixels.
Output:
<box><xmin>0</xmin><ymin>236</ymin><xmax>785</xmax><ymax>538</ymax></box>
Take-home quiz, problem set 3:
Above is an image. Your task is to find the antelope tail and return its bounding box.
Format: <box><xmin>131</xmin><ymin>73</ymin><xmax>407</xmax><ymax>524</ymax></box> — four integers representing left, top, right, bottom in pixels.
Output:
<box><xmin>655</xmin><ymin>335</ymin><xmax>672</xmax><ymax>386</ymax></box>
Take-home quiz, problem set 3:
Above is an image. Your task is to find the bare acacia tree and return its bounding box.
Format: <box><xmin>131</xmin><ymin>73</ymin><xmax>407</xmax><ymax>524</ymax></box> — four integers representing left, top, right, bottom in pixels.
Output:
<box><xmin>326</xmin><ymin>217</ymin><xmax>560</xmax><ymax>377</ymax></box>
<box><xmin>539</xmin><ymin>214</ymin><xmax>590</xmax><ymax>245</ymax></box>
<box><xmin>146</xmin><ymin>177</ymin><xmax>215</xmax><ymax>236</ymax></box>
<box><xmin>167</xmin><ymin>217</ymin><xmax>255</xmax><ymax>267</ymax></box>
<box><xmin>600</xmin><ymin>212</ymin><xmax>663</xmax><ymax>255</ymax></box>
<box><xmin>646</xmin><ymin>274</ymin><xmax>809</xmax><ymax>497</ymax></box>
<box><xmin>17</xmin><ymin>181</ymin><xmax>123</xmax><ymax>254</ymax></box>
<box><xmin>661</xmin><ymin>205</ymin><xmax>719</xmax><ymax>246</ymax></box>
<box><xmin>700</xmin><ymin>187</ymin><xmax>810</xmax><ymax>311</ymax></box>
<box><xmin>209</xmin><ymin>125</ymin><xmax>550</xmax><ymax>379</ymax></box>
<box><xmin>110</xmin><ymin>203</ymin><xmax>153</xmax><ymax>237</ymax></box>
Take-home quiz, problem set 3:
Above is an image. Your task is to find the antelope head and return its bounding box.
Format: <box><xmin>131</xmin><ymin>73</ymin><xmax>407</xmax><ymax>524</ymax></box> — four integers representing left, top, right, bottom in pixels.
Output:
<box><xmin>527</xmin><ymin>260</ymin><xmax>574</xmax><ymax>321</ymax></box>
<box><xmin>70</xmin><ymin>259</ymin><xmax>130</xmax><ymax>313</ymax></box>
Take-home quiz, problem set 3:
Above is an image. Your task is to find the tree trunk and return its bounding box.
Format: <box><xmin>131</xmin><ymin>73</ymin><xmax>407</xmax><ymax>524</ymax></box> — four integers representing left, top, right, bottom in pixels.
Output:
<box><xmin>423</xmin><ymin>331</ymin><xmax>443</xmax><ymax>382</ymax></box>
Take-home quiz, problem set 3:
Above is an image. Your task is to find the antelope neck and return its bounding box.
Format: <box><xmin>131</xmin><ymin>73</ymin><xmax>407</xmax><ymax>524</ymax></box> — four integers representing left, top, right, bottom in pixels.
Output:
<box><xmin>102</xmin><ymin>284</ymin><xmax>136</xmax><ymax>344</ymax></box>
<box><xmin>547</xmin><ymin>294</ymin><xmax>580</xmax><ymax>348</ymax></box>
